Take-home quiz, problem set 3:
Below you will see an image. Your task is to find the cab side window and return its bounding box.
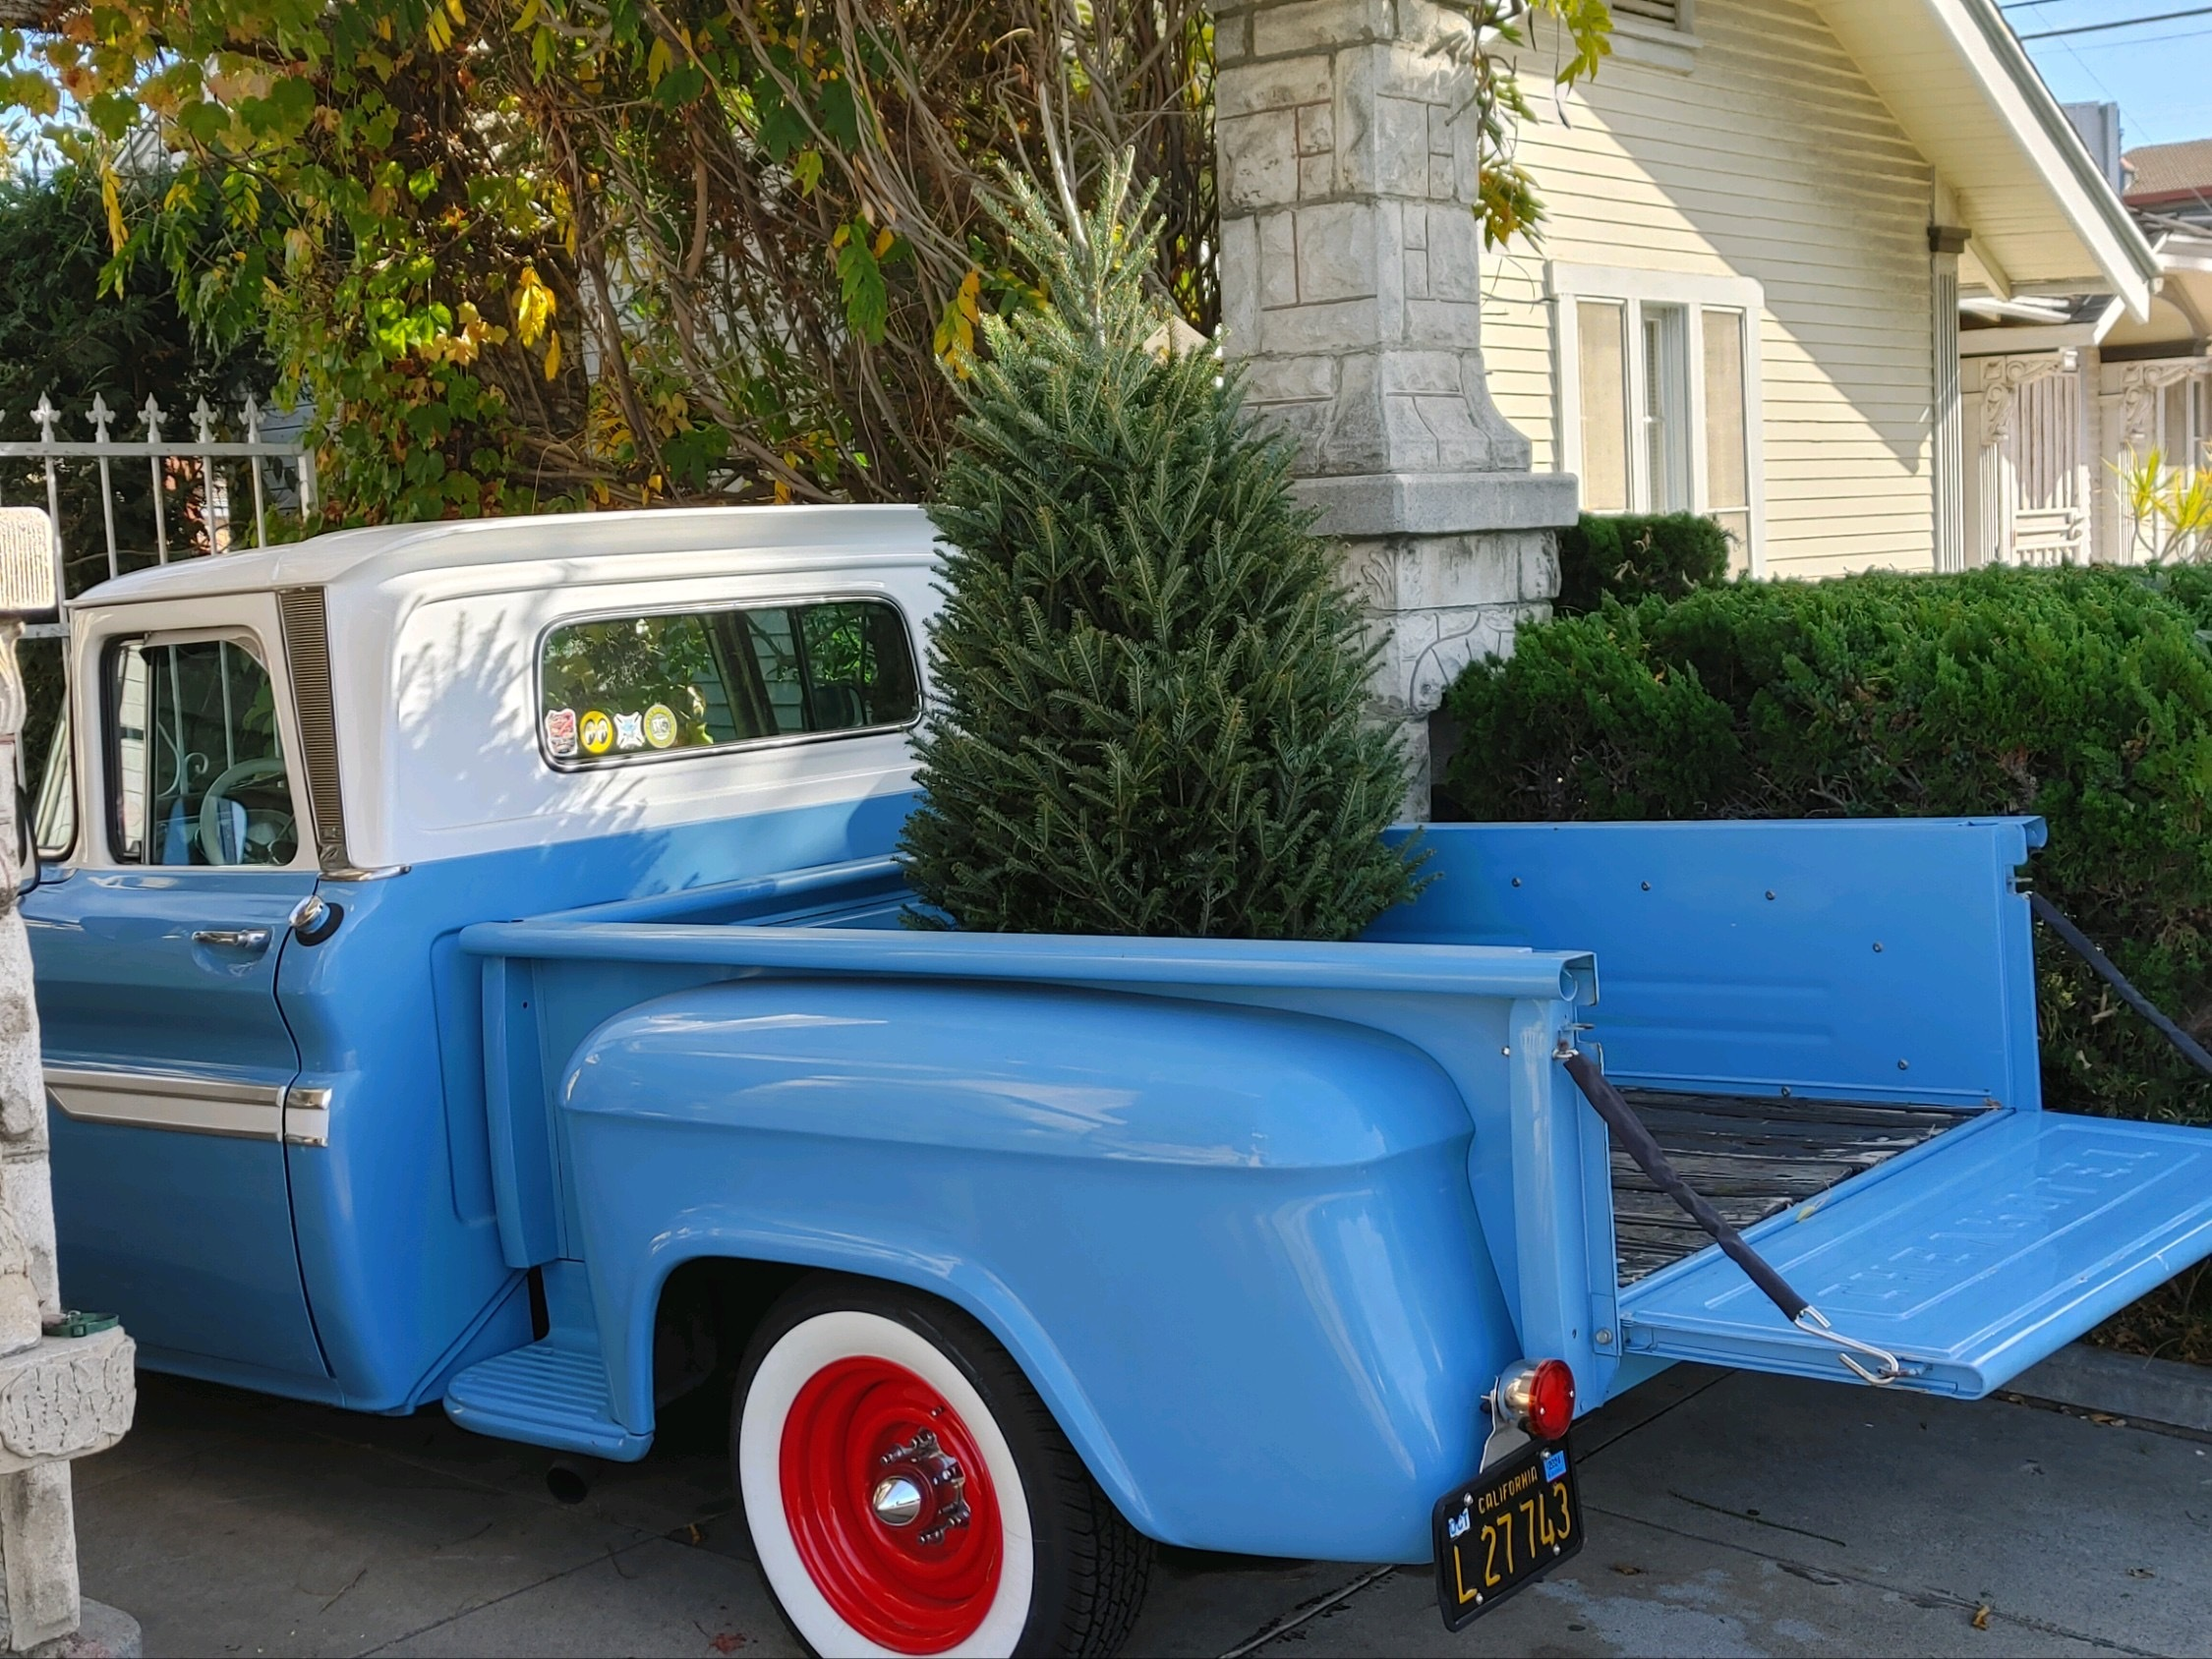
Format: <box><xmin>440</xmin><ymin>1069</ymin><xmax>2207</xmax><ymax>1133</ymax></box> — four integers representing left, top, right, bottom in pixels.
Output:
<box><xmin>108</xmin><ymin>637</ymin><xmax>300</xmax><ymax>867</ymax></box>
<box><xmin>538</xmin><ymin>599</ymin><xmax>919</xmax><ymax>766</ymax></box>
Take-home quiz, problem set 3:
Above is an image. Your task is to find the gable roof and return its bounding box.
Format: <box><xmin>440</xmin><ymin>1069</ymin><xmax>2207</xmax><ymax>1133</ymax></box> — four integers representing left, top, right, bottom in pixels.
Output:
<box><xmin>2125</xmin><ymin>139</ymin><xmax>2212</xmax><ymax>209</ymax></box>
<box><xmin>1810</xmin><ymin>0</ymin><xmax>2160</xmax><ymax>318</ymax></box>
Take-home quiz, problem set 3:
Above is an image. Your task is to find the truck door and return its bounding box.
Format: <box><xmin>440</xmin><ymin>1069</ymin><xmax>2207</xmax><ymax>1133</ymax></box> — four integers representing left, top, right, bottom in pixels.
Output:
<box><xmin>27</xmin><ymin>600</ymin><xmax>327</xmax><ymax>1380</ymax></box>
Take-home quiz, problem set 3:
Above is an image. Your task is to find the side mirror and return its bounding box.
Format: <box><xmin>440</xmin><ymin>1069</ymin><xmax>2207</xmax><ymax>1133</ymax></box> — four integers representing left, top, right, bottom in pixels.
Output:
<box><xmin>0</xmin><ymin>509</ymin><xmax>57</xmax><ymax>621</ymax></box>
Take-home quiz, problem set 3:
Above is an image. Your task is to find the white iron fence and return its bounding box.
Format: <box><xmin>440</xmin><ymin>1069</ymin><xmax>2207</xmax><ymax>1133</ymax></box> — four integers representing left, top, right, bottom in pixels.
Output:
<box><xmin>0</xmin><ymin>393</ymin><xmax>314</xmax><ymax>638</ymax></box>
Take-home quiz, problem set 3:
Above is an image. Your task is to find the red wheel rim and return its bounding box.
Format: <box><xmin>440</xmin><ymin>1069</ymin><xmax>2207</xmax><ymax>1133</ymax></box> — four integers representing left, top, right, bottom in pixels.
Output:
<box><xmin>780</xmin><ymin>1354</ymin><xmax>1006</xmax><ymax>1654</ymax></box>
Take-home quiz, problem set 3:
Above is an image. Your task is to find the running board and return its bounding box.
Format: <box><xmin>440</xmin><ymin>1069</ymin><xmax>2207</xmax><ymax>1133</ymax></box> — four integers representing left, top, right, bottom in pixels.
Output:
<box><xmin>441</xmin><ymin>1266</ymin><xmax>651</xmax><ymax>1461</ymax></box>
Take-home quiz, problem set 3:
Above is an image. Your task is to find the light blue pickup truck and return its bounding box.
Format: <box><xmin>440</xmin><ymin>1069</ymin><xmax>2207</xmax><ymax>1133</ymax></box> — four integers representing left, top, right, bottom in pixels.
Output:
<box><xmin>25</xmin><ymin>506</ymin><xmax>2212</xmax><ymax>1656</ymax></box>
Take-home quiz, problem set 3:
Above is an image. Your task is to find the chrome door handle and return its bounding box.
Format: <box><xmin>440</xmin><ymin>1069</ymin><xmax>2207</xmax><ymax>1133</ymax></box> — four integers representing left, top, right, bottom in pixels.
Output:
<box><xmin>192</xmin><ymin>928</ymin><xmax>271</xmax><ymax>950</ymax></box>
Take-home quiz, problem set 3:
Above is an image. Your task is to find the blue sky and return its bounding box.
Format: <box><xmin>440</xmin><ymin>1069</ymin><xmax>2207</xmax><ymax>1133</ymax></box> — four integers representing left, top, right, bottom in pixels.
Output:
<box><xmin>2005</xmin><ymin>1</ymin><xmax>2212</xmax><ymax>149</ymax></box>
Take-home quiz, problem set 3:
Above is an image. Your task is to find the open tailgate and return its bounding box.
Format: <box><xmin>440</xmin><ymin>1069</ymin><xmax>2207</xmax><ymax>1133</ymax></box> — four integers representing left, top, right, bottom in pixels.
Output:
<box><xmin>1617</xmin><ymin>1107</ymin><xmax>2212</xmax><ymax>1396</ymax></box>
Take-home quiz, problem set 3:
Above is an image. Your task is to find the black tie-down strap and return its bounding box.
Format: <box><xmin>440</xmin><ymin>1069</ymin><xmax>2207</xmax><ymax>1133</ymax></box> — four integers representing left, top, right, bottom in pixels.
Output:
<box><xmin>1557</xmin><ymin>1046</ymin><xmax>1904</xmax><ymax>1386</ymax></box>
<box><xmin>2027</xmin><ymin>891</ymin><xmax>2212</xmax><ymax>1080</ymax></box>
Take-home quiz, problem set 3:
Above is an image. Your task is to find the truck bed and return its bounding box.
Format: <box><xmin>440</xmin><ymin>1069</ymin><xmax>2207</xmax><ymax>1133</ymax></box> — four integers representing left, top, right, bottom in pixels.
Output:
<box><xmin>1609</xmin><ymin>1091</ymin><xmax>1978</xmax><ymax>1285</ymax></box>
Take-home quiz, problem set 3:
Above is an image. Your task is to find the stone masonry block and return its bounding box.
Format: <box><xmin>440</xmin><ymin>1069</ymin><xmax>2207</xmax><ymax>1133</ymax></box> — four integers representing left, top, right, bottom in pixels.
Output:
<box><xmin>1424</xmin><ymin>206</ymin><xmax>1482</xmax><ymax>300</ymax></box>
<box><xmin>1299</xmin><ymin>153</ymin><xmax>1333</xmax><ymax>201</ymax></box>
<box><xmin>1259</xmin><ymin>295</ymin><xmax>1382</xmax><ymax>355</ymax></box>
<box><xmin>1241</xmin><ymin>354</ymin><xmax>1339</xmax><ymax>403</ymax></box>
<box><xmin>1401</xmin><ymin>297</ymin><xmax>1485</xmax><ymax>350</ymax></box>
<box><xmin>1380</xmin><ymin>396</ymin><xmax>1442</xmax><ymax>472</ymax></box>
<box><xmin>1215</xmin><ymin>54</ymin><xmax>1333</xmax><ymax>121</ymax></box>
<box><xmin>1256</xmin><ymin>212</ymin><xmax>1300</xmax><ymax>310</ymax></box>
<box><xmin>1292</xmin><ymin>201</ymin><xmax>1376</xmax><ymax>303</ymax></box>
<box><xmin>1403</xmin><ymin>248</ymin><xmax>1430</xmax><ymax>300</ymax></box>
<box><xmin>1218</xmin><ymin>110</ymin><xmax>1299</xmax><ymax>211</ymax></box>
<box><xmin>0</xmin><ymin>1169</ymin><xmax>54</xmax><ymax>1321</ymax></box>
<box><xmin>1375</xmin><ymin>96</ymin><xmax>1430</xmax><ymax>196</ymax></box>
<box><xmin>1252</xmin><ymin>0</ymin><xmax>1395</xmax><ymax>58</ymax></box>
<box><xmin>1219</xmin><ymin>214</ymin><xmax>1261</xmax><ymax>345</ymax></box>
<box><xmin>1297</xmin><ymin>101</ymin><xmax>1335</xmax><ymax>156</ymax></box>
<box><xmin>1377</xmin><ymin>349</ymin><xmax>1466</xmax><ymax>396</ymax></box>
<box><xmin>1426</xmin><ymin>100</ymin><xmax>1455</xmax><ymax>157</ymax></box>
<box><xmin>0</xmin><ymin>1462</ymin><xmax>78</xmax><ymax>1650</ymax></box>
<box><xmin>0</xmin><ymin>1331</ymin><xmax>134</xmax><ymax>1476</ymax></box>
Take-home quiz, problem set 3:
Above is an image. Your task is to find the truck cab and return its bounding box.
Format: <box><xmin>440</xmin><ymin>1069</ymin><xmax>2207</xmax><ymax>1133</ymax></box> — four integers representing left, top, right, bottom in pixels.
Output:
<box><xmin>27</xmin><ymin>505</ymin><xmax>938</xmax><ymax>1407</ymax></box>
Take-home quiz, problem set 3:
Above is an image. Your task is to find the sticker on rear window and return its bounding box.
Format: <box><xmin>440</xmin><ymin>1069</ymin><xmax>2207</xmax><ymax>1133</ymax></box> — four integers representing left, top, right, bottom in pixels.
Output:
<box><xmin>545</xmin><ymin>708</ymin><xmax>578</xmax><ymax>757</ymax></box>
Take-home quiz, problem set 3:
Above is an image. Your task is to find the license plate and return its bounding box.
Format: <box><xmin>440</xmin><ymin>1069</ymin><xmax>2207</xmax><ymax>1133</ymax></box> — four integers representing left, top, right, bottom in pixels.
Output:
<box><xmin>1432</xmin><ymin>1437</ymin><xmax>1583</xmax><ymax>1629</ymax></box>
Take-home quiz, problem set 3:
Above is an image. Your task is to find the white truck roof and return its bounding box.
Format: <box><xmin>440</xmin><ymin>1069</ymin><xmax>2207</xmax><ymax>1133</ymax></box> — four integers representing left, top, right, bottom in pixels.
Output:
<box><xmin>82</xmin><ymin>503</ymin><xmax>940</xmax><ymax>608</ymax></box>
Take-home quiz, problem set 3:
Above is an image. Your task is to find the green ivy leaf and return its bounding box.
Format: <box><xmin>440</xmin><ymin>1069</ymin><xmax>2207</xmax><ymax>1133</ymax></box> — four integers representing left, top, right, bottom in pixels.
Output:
<box><xmin>835</xmin><ymin>223</ymin><xmax>888</xmax><ymax>344</ymax></box>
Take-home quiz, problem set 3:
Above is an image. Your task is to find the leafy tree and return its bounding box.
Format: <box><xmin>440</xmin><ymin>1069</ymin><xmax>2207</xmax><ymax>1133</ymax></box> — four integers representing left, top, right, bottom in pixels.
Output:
<box><xmin>0</xmin><ymin>164</ymin><xmax>268</xmax><ymax>771</ymax></box>
<box><xmin>0</xmin><ymin>0</ymin><xmax>1609</xmax><ymax>526</ymax></box>
<box><xmin>901</xmin><ymin>160</ymin><xmax>1424</xmax><ymax>940</ymax></box>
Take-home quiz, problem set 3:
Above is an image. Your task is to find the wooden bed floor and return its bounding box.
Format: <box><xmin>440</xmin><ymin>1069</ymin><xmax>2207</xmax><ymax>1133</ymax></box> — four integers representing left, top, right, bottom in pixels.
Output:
<box><xmin>1610</xmin><ymin>1089</ymin><xmax>1982</xmax><ymax>1286</ymax></box>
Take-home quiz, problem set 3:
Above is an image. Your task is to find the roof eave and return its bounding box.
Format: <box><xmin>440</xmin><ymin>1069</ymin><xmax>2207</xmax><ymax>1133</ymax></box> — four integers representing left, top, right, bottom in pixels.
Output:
<box><xmin>1950</xmin><ymin>0</ymin><xmax>2161</xmax><ymax>319</ymax></box>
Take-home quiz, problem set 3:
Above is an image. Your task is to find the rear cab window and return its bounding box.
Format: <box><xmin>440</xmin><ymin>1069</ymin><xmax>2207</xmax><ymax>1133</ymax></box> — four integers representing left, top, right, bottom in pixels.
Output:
<box><xmin>538</xmin><ymin>599</ymin><xmax>919</xmax><ymax>767</ymax></box>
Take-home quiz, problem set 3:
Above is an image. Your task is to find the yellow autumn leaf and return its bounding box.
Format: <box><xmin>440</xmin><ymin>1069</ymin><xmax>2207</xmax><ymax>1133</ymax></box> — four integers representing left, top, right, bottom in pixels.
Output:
<box><xmin>447</xmin><ymin>0</ymin><xmax>466</xmax><ymax>22</ymax></box>
<box><xmin>542</xmin><ymin>330</ymin><xmax>561</xmax><ymax>379</ymax></box>
<box><xmin>647</xmin><ymin>35</ymin><xmax>672</xmax><ymax>85</ymax></box>
<box><xmin>99</xmin><ymin>164</ymin><xmax>126</xmax><ymax>254</ymax></box>
<box><xmin>512</xmin><ymin>265</ymin><xmax>554</xmax><ymax>347</ymax></box>
<box><xmin>871</xmin><ymin>225</ymin><xmax>894</xmax><ymax>259</ymax></box>
<box><xmin>958</xmin><ymin>267</ymin><xmax>981</xmax><ymax>322</ymax></box>
<box><xmin>510</xmin><ymin>0</ymin><xmax>541</xmax><ymax>29</ymax></box>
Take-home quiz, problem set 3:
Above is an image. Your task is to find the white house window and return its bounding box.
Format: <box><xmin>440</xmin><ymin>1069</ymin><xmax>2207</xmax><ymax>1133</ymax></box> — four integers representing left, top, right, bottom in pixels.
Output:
<box><xmin>1643</xmin><ymin>303</ymin><xmax>1692</xmax><ymax>511</ymax></box>
<box><xmin>1612</xmin><ymin>0</ymin><xmax>1685</xmax><ymax>29</ymax></box>
<box><xmin>1702</xmin><ymin>309</ymin><xmax>1752</xmax><ymax>553</ymax></box>
<box><xmin>1576</xmin><ymin>301</ymin><xmax>1629</xmax><ymax>511</ymax></box>
<box><xmin>1551</xmin><ymin>264</ymin><xmax>1767</xmax><ymax>574</ymax></box>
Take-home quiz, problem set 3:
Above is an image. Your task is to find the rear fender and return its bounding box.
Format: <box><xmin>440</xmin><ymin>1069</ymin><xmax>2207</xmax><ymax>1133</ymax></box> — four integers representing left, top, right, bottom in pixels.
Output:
<box><xmin>558</xmin><ymin>977</ymin><xmax>1523</xmax><ymax>1562</ymax></box>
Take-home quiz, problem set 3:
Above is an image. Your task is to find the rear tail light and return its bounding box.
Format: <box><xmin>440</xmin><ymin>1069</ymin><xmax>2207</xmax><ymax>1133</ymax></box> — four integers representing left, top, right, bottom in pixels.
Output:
<box><xmin>1493</xmin><ymin>1357</ymin><xmax>1577</xmax><ymax>1442</ymax></box>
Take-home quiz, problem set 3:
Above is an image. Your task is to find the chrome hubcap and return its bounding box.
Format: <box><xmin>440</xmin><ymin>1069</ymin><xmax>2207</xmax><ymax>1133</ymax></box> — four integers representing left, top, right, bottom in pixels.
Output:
<box><xmin>870</xmin><ymin>1474</ymin><xmax>926</xmax><ymax>1527</ymax></box>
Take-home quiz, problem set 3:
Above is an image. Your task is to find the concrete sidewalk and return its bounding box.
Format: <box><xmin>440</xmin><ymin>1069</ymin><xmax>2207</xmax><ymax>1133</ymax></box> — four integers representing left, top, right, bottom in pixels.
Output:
<box><xmin>71</xmin><ymin>1362</ymin><xmax>2212</xmax><ymax>1657</ymax></box>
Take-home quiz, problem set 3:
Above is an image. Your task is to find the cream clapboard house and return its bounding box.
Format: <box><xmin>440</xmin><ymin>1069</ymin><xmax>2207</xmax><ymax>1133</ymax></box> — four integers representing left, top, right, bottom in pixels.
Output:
<box><xmin>1485</xmin><ymin>0</ymin><xmax>2158</xmax><ymax>580</ymax></box>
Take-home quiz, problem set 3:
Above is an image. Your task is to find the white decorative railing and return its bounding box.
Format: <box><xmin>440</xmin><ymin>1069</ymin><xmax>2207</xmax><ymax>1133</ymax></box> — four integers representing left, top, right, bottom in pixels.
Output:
<box><xmin>0</xmin><ymin>393</ymin><xmax>314</xmax><ymax>638</ymax></box>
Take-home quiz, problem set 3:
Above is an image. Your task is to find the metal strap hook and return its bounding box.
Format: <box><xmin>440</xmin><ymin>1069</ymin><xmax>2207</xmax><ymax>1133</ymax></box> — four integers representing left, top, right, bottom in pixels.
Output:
<box><xmin>1794</xmin><ymin>1306</ymin><xmax>1903</xmax><ymax>1387</ymax></box>
<box><xmin>1555</xmin><ymin>1042</ymin><xmax>1913</xmax><ymax>1390</ymax></box>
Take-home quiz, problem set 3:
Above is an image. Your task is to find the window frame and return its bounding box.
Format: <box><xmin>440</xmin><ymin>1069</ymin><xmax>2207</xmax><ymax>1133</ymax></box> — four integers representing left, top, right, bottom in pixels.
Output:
<box><xmin>99</xmin><ymin>625</ymin><xmax>313</xmax><ymax>872</ymax></box>
<box><xmin>532</xmin><ymin>592</ymin><xmax>925</xmax><ymax>775</ymax></box>
<box><xmin>1549</xmin><ymin>262</ymin><xmax>1768</xmax><ymax>577</ymax></box>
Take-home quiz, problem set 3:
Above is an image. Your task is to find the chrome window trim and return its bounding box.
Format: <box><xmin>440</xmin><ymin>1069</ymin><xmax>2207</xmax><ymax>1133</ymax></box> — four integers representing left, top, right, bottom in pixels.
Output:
<box><xmin>531</xmin><ymin>592</ymin><xmax>925</xmax><ymax>775</ymax></box>
<box><xmin>276</xmin><ymin>586</ymin><xmax>355</xmax><ymax>877</ymax></box>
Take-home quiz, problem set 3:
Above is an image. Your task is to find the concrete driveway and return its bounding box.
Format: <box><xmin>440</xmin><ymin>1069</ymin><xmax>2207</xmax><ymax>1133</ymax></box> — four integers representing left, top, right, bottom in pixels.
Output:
<box><xmin>73</xmin><ymin>1361</ymin><xmax>2211</xmax><ymax>1658</ymax></box>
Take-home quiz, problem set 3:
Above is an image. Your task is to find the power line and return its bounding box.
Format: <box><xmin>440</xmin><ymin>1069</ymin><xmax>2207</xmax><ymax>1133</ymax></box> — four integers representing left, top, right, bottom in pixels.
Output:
<box><xmin>2016</xmin><ymin>5</ymin><xmax>2212</xmax><ymax>39</ymax></box>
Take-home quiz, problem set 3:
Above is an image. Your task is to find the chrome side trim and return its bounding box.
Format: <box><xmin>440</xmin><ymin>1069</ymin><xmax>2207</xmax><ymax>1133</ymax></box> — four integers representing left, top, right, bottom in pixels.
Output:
<box><xmin>45</xmin><ymin>1067</ymin><xmax>285</xmax><ymax>1141</ymax></box>
<box><xmin>320</xmin><ymin>864</ymin><xmax>410</xmax><ymax>884</ymax></box>
<box><xmin>282</xmin><ymin>1086</ymin><xmax>332</xmax><ymax>1148</ymax></box>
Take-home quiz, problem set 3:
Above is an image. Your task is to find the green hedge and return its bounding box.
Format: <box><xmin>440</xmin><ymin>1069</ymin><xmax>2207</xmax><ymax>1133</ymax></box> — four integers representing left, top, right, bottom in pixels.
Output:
<box><xmin>1442</xmin><ymin>564</ymin><xmax>2212</xmax><ymax>1358</ymax></box>
<box><xmin>1553</xmin><ymin>512</ymin><xmax>1730</xmax><ymax>614</ymax></box>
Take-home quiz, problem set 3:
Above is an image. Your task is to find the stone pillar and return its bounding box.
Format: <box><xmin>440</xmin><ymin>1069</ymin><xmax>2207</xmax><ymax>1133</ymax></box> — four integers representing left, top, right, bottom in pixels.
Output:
<box><xmin>0</xmin><ymin>511</ymin><xmax>139</xmax><ymax>1659</ymax></box>
<box><xmin>1213</xmin><ymin>0</ymin><xmax>1579</xmax><ymax>816</ymax></box>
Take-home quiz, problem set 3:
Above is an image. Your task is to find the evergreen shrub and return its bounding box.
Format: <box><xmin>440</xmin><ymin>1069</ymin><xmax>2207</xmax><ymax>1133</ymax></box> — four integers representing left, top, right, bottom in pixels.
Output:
<box><xmin>1442</xmin><ymin>564</ymin><xmax>2212</xmax><ymax>1359</ymax></box>
<box><xmin>900</xmin><ymin>163</ymin><xmax>1424</xmax><ymax>939</ymax></box>
<box><xmin>1554</xmin><ymin>511</ymin><xmax>1730</xmax><ymax>614</ymax></box>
